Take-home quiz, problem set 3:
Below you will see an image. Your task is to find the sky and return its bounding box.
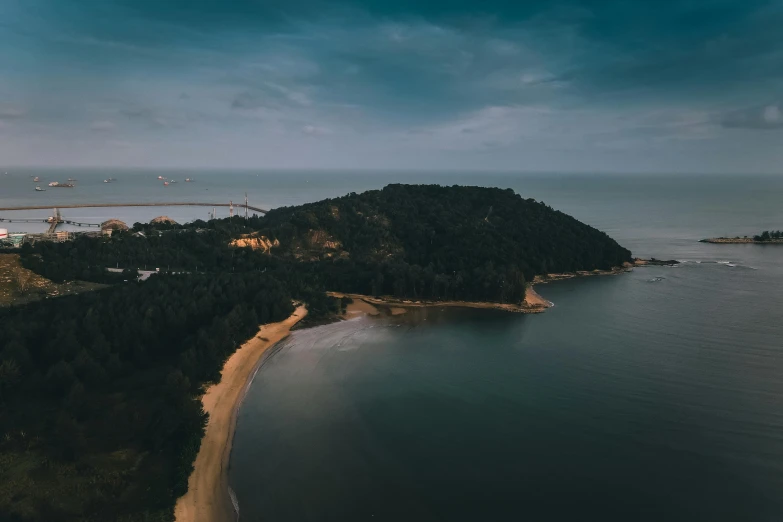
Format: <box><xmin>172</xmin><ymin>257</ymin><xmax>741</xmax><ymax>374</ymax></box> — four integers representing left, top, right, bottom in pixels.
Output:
<box><xmin>1</xmin><ymin>0</ymin><xmax>782</xmax><ymax>173</ymax></box>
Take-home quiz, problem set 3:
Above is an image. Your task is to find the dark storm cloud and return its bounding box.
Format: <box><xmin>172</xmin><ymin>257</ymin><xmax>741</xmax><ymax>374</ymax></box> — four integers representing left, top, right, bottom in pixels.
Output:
<box><xmin>2</xmin><ymin>0</ymin><xmax>782</xmax><ymax>171</ymax></box>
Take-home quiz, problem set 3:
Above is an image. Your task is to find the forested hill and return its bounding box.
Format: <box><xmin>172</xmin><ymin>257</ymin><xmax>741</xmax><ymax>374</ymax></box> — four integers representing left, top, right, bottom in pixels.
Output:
<box><xmin>0</xmin><ymin>185</ymin><xmax>631</xmax><ymax>520</ymax></box>
<box><xmin>12</xmin><ymin>185</ymin><xmax>630</xmax><ymax>305</ymax></box>
<box><xmin>257</xmin><ymin>184</ymin><xmax>631</xmax><ymax>302</ymax></box>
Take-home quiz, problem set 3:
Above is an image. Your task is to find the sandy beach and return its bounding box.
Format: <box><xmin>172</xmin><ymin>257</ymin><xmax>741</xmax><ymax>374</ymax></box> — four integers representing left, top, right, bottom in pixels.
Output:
<box><xmin>174</xmin><ymin>304</ymin><xmax>308</xmax><ymax>522</ymax></box>
<box><xmin>330</xmin><ymin>286</ymin><xmax>553</xmax><ymax>316</ymax></box>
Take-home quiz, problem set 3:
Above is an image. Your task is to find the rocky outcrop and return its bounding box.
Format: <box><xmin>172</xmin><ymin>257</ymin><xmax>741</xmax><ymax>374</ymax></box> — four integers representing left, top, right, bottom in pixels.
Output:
<box><xmin>229</xmin><ymin>234</ymin><xmax>280</xmax><ymax>253</ymax></box>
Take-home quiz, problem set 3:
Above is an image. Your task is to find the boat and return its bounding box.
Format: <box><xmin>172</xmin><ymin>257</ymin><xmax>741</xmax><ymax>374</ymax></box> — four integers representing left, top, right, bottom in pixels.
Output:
<box><xmin>169</xmin><ymin>180</ymin><xmax>177</xmax><ymax>184</ymax></box>
<box><xmin>33</xmin><ymin>176</ymin><xmax>40</xmax><ymax>182</ymax></box>
<box><xmin>50</xmin><ymin>182</ymin><xmax>74</xmax><ymax>188</ymax></box>
<box><xmin>185</xmin><ymin>178</ymin><xmax>193</xmax><ymax>182</ymax></box>
<box><xmin>67</xmin><ymin>178</ymin><xmax>77</xmax><ymax>181</ymax></box>
<box><xmin>157</xmin><ymin>175</ymin><xmax>164</xmax><ymax>180</ymax></box>
<box><xmin>48</xmin><ymin>181</ymin><xmax>58</xmax><ymax>187</ymax></box>
<box><xmin>35</xmin><ymin>186</ymin><xmax>45</xmax><ymax>191</ymax></box>
<box><xmin>163</xmin><ymin>181</ymin><xmax>169</xmax><ymax>186</ymax></box>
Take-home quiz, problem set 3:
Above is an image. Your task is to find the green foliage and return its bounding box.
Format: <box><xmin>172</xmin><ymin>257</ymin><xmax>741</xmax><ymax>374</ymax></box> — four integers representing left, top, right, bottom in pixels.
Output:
<box><xmin>258</xmin><ymin>184</ymin><xmax>632</xmax><ymax>302</ymax></box>
<box><xmin>753</xmin><ymin>230</ymin><xmax>782</xmax><ymax>241</ymax></box>
<box><xmin>18</xmin><ymin>185</ymin><xmax>631</xmax><ymax>306</ymax></box>
<box><xmin>0</xmin><ymin>184</ymin><xmax>633</xmax><ymax>520</ymax></box>
<box><xmin>0</xmin><ymin>273</ymin><xmax>293</xmax><ymax>521</ymax></box>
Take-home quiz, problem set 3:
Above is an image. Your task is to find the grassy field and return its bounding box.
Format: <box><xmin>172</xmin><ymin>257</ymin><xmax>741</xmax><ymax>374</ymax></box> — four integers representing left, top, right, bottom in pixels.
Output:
<box><xmin>0</xmin><ymin>254</ymin><xmax>106</xmax><ymax>307</ymax></box>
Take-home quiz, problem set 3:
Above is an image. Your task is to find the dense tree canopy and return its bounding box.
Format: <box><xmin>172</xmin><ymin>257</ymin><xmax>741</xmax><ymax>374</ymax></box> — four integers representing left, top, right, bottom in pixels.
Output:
<box><xmin>753</xmin><ymin>230</ymin><xmax>782</xmax><ymax>242</ymax></box>
<box><xmin>0</xmin><ymin>274</ymin><xmax>294</xmax><ymax>521</ymax></box>
<box><xmin>0</xmin><ymin>184</ymin><xmax>632</xmax><ymax>521</ymax></box>
<box><xmin>258</xmin><ymin>184</ymin><xmax>632</xmax><ymax>301</ymax></box>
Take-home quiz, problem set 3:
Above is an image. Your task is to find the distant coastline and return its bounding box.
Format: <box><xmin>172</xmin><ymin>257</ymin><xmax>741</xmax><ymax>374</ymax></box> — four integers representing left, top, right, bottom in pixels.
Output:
<box><xmin>702</xmin><ymin>230</ymin><xmax>783</xmax><ymax>244</ymax></box>
<box><xmin>701</xmin><ymin>237</ymin><xmax>783</xmax><ymax>244</ymax></box>
<box><xmin>329</xmin><ymin>259</ymin><xmax>678</xmax><ymax>318</ymax></box>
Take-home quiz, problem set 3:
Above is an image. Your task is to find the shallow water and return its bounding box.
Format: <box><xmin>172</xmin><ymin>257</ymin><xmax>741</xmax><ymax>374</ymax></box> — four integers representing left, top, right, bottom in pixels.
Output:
<box><xmin>223</xmin><ymin>173</ymin><xmax>783</xmax><ymax>522</ymax></box>
<box><xmin>229</xmin><ymin>252</ymin><xmax>783</xmax><ymax>521</ymax></box>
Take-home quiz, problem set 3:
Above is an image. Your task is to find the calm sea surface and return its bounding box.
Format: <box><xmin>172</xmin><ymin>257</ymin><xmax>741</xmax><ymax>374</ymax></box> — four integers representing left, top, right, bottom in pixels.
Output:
<box><xmin>3</xmin><ymin>169</ymin><xmax>783</xmax><ymax>520</ymax></box>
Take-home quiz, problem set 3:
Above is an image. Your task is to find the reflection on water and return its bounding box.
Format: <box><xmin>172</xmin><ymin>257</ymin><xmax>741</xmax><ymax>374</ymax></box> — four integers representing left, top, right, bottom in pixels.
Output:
<box><xmin>230</xmin><ymin>255</ymin><xmax>783</xmax><ymax>522</ymax></box>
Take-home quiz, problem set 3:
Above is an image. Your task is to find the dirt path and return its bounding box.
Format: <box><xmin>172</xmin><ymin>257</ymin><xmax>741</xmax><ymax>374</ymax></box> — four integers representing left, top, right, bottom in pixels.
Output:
<box><xmin>174</xmin><ymin>305</ymin><xmax>308</xmax><ymax>522</ymax></box>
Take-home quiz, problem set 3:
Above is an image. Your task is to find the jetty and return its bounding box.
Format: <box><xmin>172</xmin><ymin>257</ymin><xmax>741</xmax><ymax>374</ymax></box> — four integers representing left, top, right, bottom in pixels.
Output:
<box><xmin>0</xmin><ymin>202</ymin><xmax>267</xmax><ymax>214</ymax></box>
<box><xmin>0</xmin><ymin>199</ymin><xmax>266</xmax><ymax>244</ymax></box>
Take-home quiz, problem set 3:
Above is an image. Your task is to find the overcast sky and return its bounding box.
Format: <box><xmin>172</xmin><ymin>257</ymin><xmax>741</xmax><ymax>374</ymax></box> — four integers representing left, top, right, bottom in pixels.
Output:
<box><xmin>1</xmin><ymin>0</ymin><xmax>782</xmax><ymax>172</ymax></box>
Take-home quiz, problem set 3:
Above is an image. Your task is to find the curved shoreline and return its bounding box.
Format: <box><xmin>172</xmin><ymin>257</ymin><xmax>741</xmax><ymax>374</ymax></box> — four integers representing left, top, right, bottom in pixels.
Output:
<box><xmin>174</xmin><ymin>305</ymin><xmax>308</xmax><ymax>522</ymax></box>
<box><xmin>329</xmin><ymin>286</ymin><xmax>554</xmax><ymax>315</ymax></box>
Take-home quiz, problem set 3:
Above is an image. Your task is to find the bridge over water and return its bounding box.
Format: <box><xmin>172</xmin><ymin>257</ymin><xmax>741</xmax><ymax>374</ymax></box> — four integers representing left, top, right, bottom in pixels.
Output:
<box><xmin>0</xmin><ymin>202</ymin><xmax>268</xmax><ymax>213</ymax></box>
<box><xmin>0</xmin><ymin>201</ymin><xmax>268</xmax><ymax>237</ymax></box>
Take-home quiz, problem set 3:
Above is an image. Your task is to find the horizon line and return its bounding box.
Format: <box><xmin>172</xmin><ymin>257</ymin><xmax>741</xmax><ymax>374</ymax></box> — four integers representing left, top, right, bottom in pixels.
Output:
<box><xmin>2</xmin><ymin>166</ymin><xmax>782</xmax><ymax>176</ymax></box>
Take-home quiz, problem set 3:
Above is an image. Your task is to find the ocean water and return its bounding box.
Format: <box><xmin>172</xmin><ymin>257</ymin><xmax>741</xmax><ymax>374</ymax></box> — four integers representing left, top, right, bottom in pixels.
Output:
<box><xmin>219</xmin><ymin>172</ymin><xmax>782</xmax><ymax>522</ymax></box>
<box><xmin>3</xmin><ymin>169</ymin><xmax>783</xmax><ymax>520</ymax></box>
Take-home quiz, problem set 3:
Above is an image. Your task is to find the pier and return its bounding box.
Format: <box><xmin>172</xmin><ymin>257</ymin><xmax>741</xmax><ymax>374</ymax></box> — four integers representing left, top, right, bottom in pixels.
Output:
<box><xmin>0</xmin><ymin>200</ymin><xmax>268</xmax><ymax>243</ymax></box>
<box><xmin>0</xmin><ymin>202</ymin><xmax>268</xmax><ymax>213</ymax></box>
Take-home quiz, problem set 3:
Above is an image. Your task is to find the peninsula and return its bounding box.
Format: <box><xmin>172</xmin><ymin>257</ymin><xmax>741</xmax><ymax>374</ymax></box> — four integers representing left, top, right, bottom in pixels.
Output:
<box><xmin>0</xmin><ymin>184</ymin><xmax>634</xmax><ymax>521</ymax></box>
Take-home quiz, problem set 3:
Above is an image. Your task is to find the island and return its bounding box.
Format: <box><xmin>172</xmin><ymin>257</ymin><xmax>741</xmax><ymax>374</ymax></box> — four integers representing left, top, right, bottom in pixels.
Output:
<box><xmin>701</xmin><ymin>230</ymin><xmax>783</xmax><ymax>244</ymax></box>
<box><xmin>0</xmin><ymin>184</ymin><xmax>634</xmax><ymax>522</ymax></box>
